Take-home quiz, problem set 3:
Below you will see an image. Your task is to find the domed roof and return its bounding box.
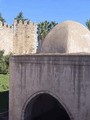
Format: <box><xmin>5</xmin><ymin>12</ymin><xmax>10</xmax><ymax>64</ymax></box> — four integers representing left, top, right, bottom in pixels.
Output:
<box><xmin>39</xmin><ymin>21</ymin><xmax>90</xmax><ymax>53</ymax></box>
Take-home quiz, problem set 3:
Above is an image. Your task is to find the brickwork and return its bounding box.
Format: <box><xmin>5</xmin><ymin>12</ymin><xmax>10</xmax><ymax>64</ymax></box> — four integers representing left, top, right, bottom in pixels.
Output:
<box><xmin>0</xmin><ymin>20</ymin><xmax>37</xmax><ymax>55</ymax></box>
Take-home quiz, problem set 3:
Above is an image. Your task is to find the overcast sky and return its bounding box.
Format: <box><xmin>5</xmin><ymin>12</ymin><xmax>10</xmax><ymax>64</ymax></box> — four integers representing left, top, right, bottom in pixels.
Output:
<box><xmin>0</xmin><ymin>0</ymin><xmax>90</xmax><ymax>26</ymax></box>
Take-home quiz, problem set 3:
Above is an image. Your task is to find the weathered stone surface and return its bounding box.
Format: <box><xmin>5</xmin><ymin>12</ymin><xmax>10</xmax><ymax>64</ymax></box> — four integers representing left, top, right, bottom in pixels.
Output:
<box><xmin>39</xmin><ymin>21</ymin><xmax>90</xmax><ymax>53</ymax></box>
<box><xmin>9</xmin><ymin>54</ymin><xmax>90</xmax><ymax>120</ymax></box>
<box><xmin>0</xmin><ymin>20</ymin><xmax>37</xmax><ymax>55</ymax></box>
<box><xmin>13</xmin><ymin>20</ymin><xmax>37</xmax><ymax>55</ymax></box>
<box><xmin>0</xmin><ymin>22</ymin><xmax>13</xmax><ymax>55</ymax></box>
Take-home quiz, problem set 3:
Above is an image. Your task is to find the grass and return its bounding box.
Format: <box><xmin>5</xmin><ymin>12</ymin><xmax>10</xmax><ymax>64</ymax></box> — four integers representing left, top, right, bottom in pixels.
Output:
<box><xmin>0</xmin><ymin>74</ymin><xmax>9</xmax><ymax>92</ymax></box>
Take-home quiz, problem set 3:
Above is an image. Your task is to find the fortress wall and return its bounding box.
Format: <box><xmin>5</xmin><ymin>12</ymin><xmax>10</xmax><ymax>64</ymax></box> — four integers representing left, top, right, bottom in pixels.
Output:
<box><xmin>0</xmin><ymin>20</ymin><xmax>37</xmax><ymax>55</ymax></box>
<box><xmin>0</xmin><ymin>21</ymin><xmax>13</xmax><ymax>54</ymax></box>
<box><xmin>13</xmin><ymin>20</ymin><xmax>37</xmax><ymax>55</ymax></box>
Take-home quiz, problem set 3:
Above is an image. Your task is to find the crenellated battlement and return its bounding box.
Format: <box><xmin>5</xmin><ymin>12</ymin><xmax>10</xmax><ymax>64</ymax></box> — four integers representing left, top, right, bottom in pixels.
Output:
<box><xmin>13</xmin><ymin>20</ymin><xmax>37</xmax><ymax>27</ymax></box>
<box><xmin>13</xmin><ymin>20</ymin><xmax>37</xmax><ymax>54</ymax></box>
<box><xmin>0</xmin><ymin>20</ymin><xmax>37</xmax><ymax>30</ymax></box>
<box><xmin>0</xmin><ymin>20</ymin><xmax>37</xmax><ymax>28</ymax></box>
<box><xmin>0</xmin><ymin>20</ymin><xmax>37</xmax><ymax>55</ymax></box>
<box><xmin>0</xmin><ymin>21</ymin><xmax>13</xmax><ymax>30</ymax></box>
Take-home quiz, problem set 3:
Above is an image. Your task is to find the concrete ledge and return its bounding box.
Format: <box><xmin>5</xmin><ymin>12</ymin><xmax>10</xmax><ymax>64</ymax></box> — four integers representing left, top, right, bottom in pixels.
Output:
<box><xmin>10</xmin><ymin>54</ymin><xmax>90</xmax><ymax>65</ymax></box>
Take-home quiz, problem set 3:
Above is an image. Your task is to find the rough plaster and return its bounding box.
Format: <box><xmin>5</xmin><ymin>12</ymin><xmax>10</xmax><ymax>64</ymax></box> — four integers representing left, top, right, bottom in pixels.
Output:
<box><xmin>39</xmin><ymin>21</ymin><xmax>90</xmax><ymax>53</ymax></box>
<box><xmin>9</xmin><ymin>54</ymin><xmax>90</xmax><ymax>120</ymax></box>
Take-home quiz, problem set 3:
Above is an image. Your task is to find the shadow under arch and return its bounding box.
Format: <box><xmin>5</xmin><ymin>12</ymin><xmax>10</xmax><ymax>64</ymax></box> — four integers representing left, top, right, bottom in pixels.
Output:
<box><xmin>21</xmin><ymin>91</ymin><xmax>73</xmax><ymax>120</ymax></box>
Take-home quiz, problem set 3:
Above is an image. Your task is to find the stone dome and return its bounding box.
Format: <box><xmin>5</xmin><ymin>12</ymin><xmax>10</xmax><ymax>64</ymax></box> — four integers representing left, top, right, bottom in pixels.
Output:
<box><xmin>39</xmin><ymin>21</ymin><xmax>90</xmax><ymax>53</ymax></box>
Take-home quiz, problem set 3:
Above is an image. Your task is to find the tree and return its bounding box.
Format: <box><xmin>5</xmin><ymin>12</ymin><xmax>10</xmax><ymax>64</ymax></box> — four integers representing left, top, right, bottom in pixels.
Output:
<box><xmin>0</xmin><ymin>50</ymin><xmax>7</xmax><ymax>74</ymax></box>
<box><xmin>0</xmin><ymin>13</ymin><xmax>5</xmax><ymax>23</ymax></box>
<box><xmin>4</xmin><ymin>53</ymin><xmax>12</xmax><ymax>71</ymax></box>
<box><xmin>86</xmin><ymin>19</ymin><xmax>90</xmax><ymax>30</ymax></box>
<box><xmin>37</xmin><ymin>21</ymin><xmax>57</xmax><ymax>51</ymax></box>
<box><xmin>0</xmin><ymin>50</ymin><xmax>11</xmax><ymax>74</ymax></box>
<box><xmin>14</xmin><ymin>12</ymin><xmax>28</xmax><ymax>22</ymax></box>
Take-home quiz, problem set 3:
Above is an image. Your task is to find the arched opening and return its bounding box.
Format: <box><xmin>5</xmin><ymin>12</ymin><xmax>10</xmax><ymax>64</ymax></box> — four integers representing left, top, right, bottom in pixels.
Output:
<box><xmin>24</xmin><ymin>93</ymin><xmax>71</xmax><ymax>120</ymax></box>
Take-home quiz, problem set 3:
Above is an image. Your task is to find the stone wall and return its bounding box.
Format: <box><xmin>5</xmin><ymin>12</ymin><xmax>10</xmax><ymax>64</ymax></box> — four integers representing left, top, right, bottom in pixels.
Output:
<box><xmin>0</xmin><ymin>21</ymin><xmax>13</xmax><ymax>55</ymax></box>
<box><xmin>13</xmin><ymin>20</ymin><xmax>37</xmax><ymax>55</ymax></box>
<box><xmin>9</xmin><ymin>54</ymin><xmax>90</xmax><ymax>120</ymax></box>
<box><xmin>0</xmin><ymin>20</ymin><xmax>37</xmax><ymax>55</ymax></box>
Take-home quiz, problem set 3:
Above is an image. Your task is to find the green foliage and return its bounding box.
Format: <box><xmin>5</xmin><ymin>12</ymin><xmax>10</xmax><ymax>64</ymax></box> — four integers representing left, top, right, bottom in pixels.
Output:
<box><xmin>5</xmin><ymin>53</ymin><xmax>12</xmax><ymax>71</ymax></box>
<box><xmin>86</xmin><ymin>19</ymin><xmax>90</xmax><ymax>30</ymax></box>
<box><xmin>0</xmin><ymin>74</ymin><xmax>9</xmax><ymax>92</ymax></box>
<box><xmin>0</xmin><ymin>13</ymin><xmax>5</xmax><ymax>23</ymax></box>
<box><xmin>0</xmin><ymin>50</ymin><xmax>11</xmax><ymax>74</ymax></box>
<box><xmin>14</xmin><ymin>12</ymin><xmax>28</xmax><ymax>22</ymax></box>
<box><xmin>37</xmin><ymin>20</ymin><xmax>57</xmax><ymax>42</ymax></box>
<box><xmin>0</xmin><ymin>50</ymin><xmax>7</xmax><ymax>74</ymax></box>
<box><xmin>37</xmin><ymin>21</ymin><xmax>57</xmax><ymax>51</ymax></box>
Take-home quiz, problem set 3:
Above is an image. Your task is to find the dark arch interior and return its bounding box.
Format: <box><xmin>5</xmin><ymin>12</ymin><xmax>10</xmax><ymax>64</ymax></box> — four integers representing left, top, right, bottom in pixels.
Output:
<box><xmin>24</xmin><ymin>93</ymin><xmax>71</xmax><ymax>120</ymax></box>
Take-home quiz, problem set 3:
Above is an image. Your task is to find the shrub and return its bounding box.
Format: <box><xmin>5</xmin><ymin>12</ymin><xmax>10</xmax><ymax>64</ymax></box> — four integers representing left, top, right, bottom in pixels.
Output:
<box><xmin>0</xmin><ymin>50</ymin><xmax>12</xmax><ymax>74</ymax></box>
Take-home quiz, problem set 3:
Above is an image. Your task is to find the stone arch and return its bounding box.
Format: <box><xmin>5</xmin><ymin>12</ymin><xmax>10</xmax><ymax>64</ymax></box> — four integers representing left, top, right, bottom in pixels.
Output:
<box><xmin>21</xmin><ymin>91</ymin><xmax>73</xmax><ymax>120</ymax></box>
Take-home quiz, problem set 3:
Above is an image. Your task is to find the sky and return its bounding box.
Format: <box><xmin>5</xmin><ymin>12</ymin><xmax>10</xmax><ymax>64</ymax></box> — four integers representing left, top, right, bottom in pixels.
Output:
<box><xmin>0</xmin><ymin>0</ymin><xmax>90</xmax><ymax>26</ymax></box>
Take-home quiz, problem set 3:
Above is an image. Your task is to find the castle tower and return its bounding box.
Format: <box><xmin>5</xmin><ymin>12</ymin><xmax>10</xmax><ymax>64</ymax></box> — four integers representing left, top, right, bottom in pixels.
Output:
<box><xmin>0</xmin><ymin>20</ymin><xmax>37</xmax><ymax>55</ymax></box>
<box><xmin>0</xmin><ymin>21</ymin><xmax>13</xmax><ymax>55</ymax></box>
<box><xmin>13</xmin><ymin>20</ymin><xmax>37</xmax><ymax>55</ymax></box>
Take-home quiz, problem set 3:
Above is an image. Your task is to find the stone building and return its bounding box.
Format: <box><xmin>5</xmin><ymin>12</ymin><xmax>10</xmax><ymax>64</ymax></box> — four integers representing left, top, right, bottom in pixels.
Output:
<box><xmin>10</xmin><ymin>21</ymin><xmax>90</xmax><ymax>120</ymax></box>
<box><xmin>0</xmin><ymin>20</ymin><xmax>37</xmax><ymax>55</ymax></box>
